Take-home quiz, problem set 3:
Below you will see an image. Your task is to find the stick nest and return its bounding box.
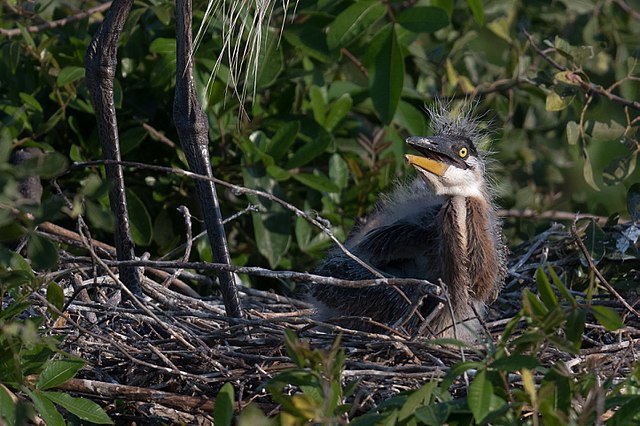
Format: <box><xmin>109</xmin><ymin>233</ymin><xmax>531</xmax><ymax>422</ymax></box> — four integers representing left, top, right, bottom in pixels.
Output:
<box><xmin>31</xmin><ymin>220</ymin><xmax>640</xmax><ymax>423</ymax></box>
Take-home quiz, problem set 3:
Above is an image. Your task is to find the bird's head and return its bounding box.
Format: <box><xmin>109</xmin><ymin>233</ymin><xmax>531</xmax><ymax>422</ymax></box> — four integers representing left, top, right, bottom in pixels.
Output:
<box><xmin>405</xmin><ymin>135</ymin><xmax>484</xmax><ymax>198</ymax></box>
<box><xmin>404</xmin><ymin>103</ymin><xmax>489</xmax><ymax>199</ymax></box>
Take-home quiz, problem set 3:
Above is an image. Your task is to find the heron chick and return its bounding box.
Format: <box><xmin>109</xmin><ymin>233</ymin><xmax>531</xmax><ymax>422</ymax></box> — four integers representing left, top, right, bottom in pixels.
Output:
<box><xmin>308</xmin><ymin>103</ymin><xmax>507</xmax><ymax>339</ymax></box>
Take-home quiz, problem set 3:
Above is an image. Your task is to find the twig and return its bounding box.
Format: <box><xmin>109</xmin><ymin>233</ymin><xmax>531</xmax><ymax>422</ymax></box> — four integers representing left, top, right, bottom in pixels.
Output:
<box><xmin>36</xmin><ymin>220</ymin><xmax>198</xmax><ymax>297</ymax></box>
<box><xmin>524</xmin><ymin>30</ymin><xmax>640</xmax><ymax>111</ymax></box>
<box><xmin>498</xmin><ymin>209</ymin><xmax>624</xmax><ymax>225</ymax></box>
<box><xmin>55</xmin><ymin>378</ymin><xmax>215</xmax><ymax>412</ymax></box>
<box><xmin>571</xmin><ymin>223</ymin><xmax>640</xmax><ymax>319</ymax></box>
<box><xmin>0</xmin><ymin>2</ymin><xmax>112</xmax><ymax>38</ymax></box>
<box><xmin>72</xmin><ymin>159</ymin><xmax>387</xmax><ymax>280</ymax></box>
<box><xmin>61</xmin><ymin>256</ymin><xmax>443</xmax><ymax>298</ymax></box>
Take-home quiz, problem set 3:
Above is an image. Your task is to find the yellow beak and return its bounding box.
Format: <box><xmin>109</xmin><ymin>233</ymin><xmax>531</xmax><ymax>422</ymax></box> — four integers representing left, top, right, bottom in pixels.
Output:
<box><xmin>405</xmin><ymin>154</ymin><xmax>449</xmax><ymax>176</ymax></box>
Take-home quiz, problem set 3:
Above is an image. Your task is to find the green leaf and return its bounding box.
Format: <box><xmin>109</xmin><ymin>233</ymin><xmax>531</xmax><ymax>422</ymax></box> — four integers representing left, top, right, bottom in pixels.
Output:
<box><xmin>582</xmin><ymin>222</ymin><xmax>605</xmax><ymax>265</ymax></box>
<box><xmin>0</xmin><ymin>385</ymin><xmax>17</xmax><ymax>426</ymax></box>
<box><xmin>468</xmin><ymin>370</ymin><xmax>493</xmax><ymax>423</ymax></box>
<box><xmin>329</xmin><ymin>154</ymin><xmax>349</xmax><ymax>190</ymax></box>
<box><xmin>545</xmin><ymin>91</ymin><xmax>574</xmax><ymax>111</ymax></box>
<box><xmin>582</xmin><ymin>149</ymin><xmax>599</xmax><ymax>191</ymax></box>
<box><xmin>214</xmin><ymin>383</ymin><xmax>235</xmax><ymax>426</ymax></box>
<box><xmin>266</xmin><ymin>165</ymin><xmax>291</xmax><ymax>181</ymax></box>
<box><xmin>554</xmin><ymin>37</ymin><xmax>594</xmax><ymax>64</ymax></box>
<box><xmin>46</xmin><ymin>282</ymin><xmax>64</xmax><ymax>319</ymax></box>
<box><xmin>286</xmin><ymin>132</ymin><xmax>330</xmax><ymax>169</ymax></box>
<box><xmin>415</xmin><ymin>402</ymin><xmax>452</xmax><ymax>425</ymax></box>
<box><xmin>324</xmin><ymin>93</ymin><xmax>353</xmax><ymax>131</ymax></box>
<box><xmin>120</xmin><ymin>126</ymin><xmax>148</xmax><ymax>156</ymax></box>
<box><xmin>591</xmin><ymin>120</ymin><xmax>626</xmax><ymax>142</ymax></box>
<box><xmin>283</xmin><ymin>25</ymin><xmax>332</xmax><ymax>63</ymax></box>
<box><xmin>535</xmin><ymin>267</ymin><xmax>558</xmax><ymax>308</ymax></box>
<box><xmin>149</xmin><ymin>37</ymin><xmax>176</xmax><ymax>56</ymax></box>
<box><xmin>26</xmin><ymin>389</ymin><xmax>65</xmax><ymax>426</ymax></box>
<box><xmin>399</xmin><ymin>381</ymin><xmax>437</xmax><ymax>421</ymax></box>
<box><xmin>565</xmin><ymin>308</ymin><xmax>586</xmax><ymax>348</ymax></box>
<box><xmin>27</xmin><ymin>234</ymin><xmax>59</xmax><ymax>270</ymax></box>
<box><xmin>126</xmin><ymin>189</ymin><xmax>153</xmax><ymax>247</ymax></box>
<box><xmin>490</xmin><ymin>355</ymin><xmax>541</xmax><ymax>371</ymax></box>
<box><xmin>14</xmin><ymin>151</ymin><xmax>68</xmax><ymax>179</ymax></box>
<box><xmin>591</xmin><ymin>305</ymin><xmax>624</xmax><ymax>331</ymax></box>
<box><xmin>37</xmin><ymin>359</ymin><xmax>85</xmax><ymax>390</ymax></box>
<box><xmin>368</xmin><ymin>25</ymin><xmax>404</xmax><ymax>124</ymax></box>
<box><xmin>603</xmin><ymin>153</ymin><xmax>637</xmax><ymax>186</ymax></box>
<box><xmin>43</xmin><ymin>391</ymin><xmax>112</xmax><ymax>424</ymax></box>
<box><xmin>396</xmin><ymin>6</ymin><xmax>449</xmax><ymax>33</ymax></box>
<box><xmin>547</xmin><ymin>264</ymin><xmax>576</xmax><ymax>306</ymax></box>
<box><xmin>19</xmin><ymin>92</ymin><xmax>43</xmax><ymax>112</ymax></box>
<box><xmin>608</xmin><ymin>395</ymin><xmax>640</xmax><ymax>426</ymax></box>
<box><xmin>243</xmin><ymin>167</ymin><xmax>291</xmax><ymax>269</ymax></box>
<box><xmin>566</xmin><ymin>121</ymin><xmax>579</xmax><ymax>145</ymax></box>
<box><xmin>309</xmin><ymin>85</ymin><xmax>327</xmax><ymax>125</ymax></box>
<box><xmin>293</xmin><ymin>172</ymin><xmax>340</xmax><ymax>193</ymax></box>
<box><xmin>467</xmin><ymin>0</ymin><xmax>485</xmax><ymax>25</ymax></box>
<box><xmin>327</xmin><ymin>0</ymin><xmax>386</xmax><ymax>50</ymax></box>
<box><xmin>237</xmin><ymin>403</ymin><xmax>271</xmax><ymax>426</ymax></box>
<box><xmin>247</xmin><ymin>28</ymin><xmax>283</xmax><ymax>89</ymax></box>
<box><xmin>266</xmin><ymin>121</ymin><xmax>300</xmax><ymax>160</ymax></box>
<box><xmin>522</xmin><ymin>289</ymin><xmax>548</xmax><ymax>317</ymax></box>
<box><xmin>57</xmin><ymin>66</ymin><xmax>85</xmax><ymax>86</ymax></box>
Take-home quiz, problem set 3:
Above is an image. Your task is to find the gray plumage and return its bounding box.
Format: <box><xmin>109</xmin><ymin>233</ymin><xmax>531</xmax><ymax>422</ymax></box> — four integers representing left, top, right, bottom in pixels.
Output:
<box><xmin>308</xmin><ymin>103</ymin><xmax>508</xmax><ymax>339</ymax></box>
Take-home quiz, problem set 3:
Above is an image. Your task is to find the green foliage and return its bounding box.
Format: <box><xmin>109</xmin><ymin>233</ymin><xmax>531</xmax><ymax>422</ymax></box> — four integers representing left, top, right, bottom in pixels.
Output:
<box><xmin>2</xmin><ymin>0</ymin><xmax>638</xmax><ymax>274</ymax></box>
<box><xmin>0</xmin><ymin>279</ymin><xmax>111</xmax><ymax>424</ymax></box>
<box><xmin>222</xmin><ymin>267</ymin><xmax>637</xmax><ymax>424</ymax></box>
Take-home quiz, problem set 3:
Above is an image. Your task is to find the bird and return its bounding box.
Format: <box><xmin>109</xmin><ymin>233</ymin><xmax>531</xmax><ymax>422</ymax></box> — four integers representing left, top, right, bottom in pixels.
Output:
<box><xmin>308</xmin><ymin>103</ymin><xmax>508</xmax><ymax>340</ymax></box>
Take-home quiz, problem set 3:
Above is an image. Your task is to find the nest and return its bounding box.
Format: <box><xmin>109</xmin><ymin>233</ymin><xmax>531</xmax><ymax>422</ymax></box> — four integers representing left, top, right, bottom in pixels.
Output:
<box><xmin>29</xmin><ymin>218</ymin><xmax>640</xmax><ymax>424</ymax></box>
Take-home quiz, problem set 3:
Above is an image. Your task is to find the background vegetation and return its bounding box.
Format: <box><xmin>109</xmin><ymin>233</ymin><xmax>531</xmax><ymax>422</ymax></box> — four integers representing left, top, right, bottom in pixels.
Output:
<box><xmin>1</xmin><ymin>0</ymin><xmax>639</xmax><ymax>423</ymax></box>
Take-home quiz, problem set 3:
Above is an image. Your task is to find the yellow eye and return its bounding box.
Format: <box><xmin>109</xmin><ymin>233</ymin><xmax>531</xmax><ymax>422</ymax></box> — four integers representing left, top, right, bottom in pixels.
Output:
<box><xmin>459</xmin><ymin>147</ymin><xmax>468</xmax><ymax>157</ymax></box>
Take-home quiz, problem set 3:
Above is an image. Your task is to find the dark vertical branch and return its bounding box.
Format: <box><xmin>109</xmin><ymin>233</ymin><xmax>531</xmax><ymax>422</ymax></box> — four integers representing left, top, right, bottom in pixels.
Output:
<box><xmin>85</xmin><ymin>0</ymin><xmax>141</xmax><ymax>295</ymax></box>
<box><xmin>174</xmin><ymin>0</ymin><xmax>243</xmax><ymax>318</ymax></box>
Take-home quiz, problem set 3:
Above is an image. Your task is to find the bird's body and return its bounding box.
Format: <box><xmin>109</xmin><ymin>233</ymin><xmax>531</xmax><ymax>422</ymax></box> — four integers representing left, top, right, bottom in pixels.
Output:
<box><xmin>309</xmin><ymin>104</ymin><xmax>507</xmax><ymax>339</ymax></box>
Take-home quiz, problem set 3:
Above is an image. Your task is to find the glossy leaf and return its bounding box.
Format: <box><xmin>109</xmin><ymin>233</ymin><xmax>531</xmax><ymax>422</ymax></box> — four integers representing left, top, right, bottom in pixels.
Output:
<box><xmin>327</xmin><ymin>0</ymin><xmax>386</xmax><ymax>50</ymax></box>
<box><xmin>565</xmin><ymin>308</ymin><xmax>586</xmax><ymax>348</ymax></box>
<box><xmin>368</xmin><ymin>25</ymin><xmax>404</xmax><ymax>124</ymax></box>
<box><xmin>591</xmin><ymin>305</ymin><xmax>624</xmax><ymax>331</ymax></box>
<box><xmin>535</xmin><ymin>267</ymin><xmax>558</xmax><ymax>308</ymax></box>
<box><xmin>468</xmin><ymin>370</ymin><xmax>493</xmax><ymax>423</ymax></box>
<box><xmin>566</xmin><ymin>121</ymin><xmax>579</xmax><ymax>145</ymax></box>
<box><xmin>545</xmin><ymin>91</ymin><xmax>574</xmax><ymax>111</ymax></box>
<box><xmin>43</xmin><ymin>391</ymin><xmax>112</xmax><ymax>424</ymax></box>
<box><xmin>126</xmin><ymin>189</ymin><xmax>153</xmax><ymax>246</ymax></box>
<box><xmin>266</xmin><ymin>121</ymin><xmax>300</xmax><ymax>160</ymax></box>
<box><xmin>37</xmin><ymin>359</ymin><xmax>85</xmax><ymax>390</ymax></box>
<box><xmin>396</xmin><ymin>6</ymin><xmax>449</xmax><ymax>33</ymax></box>
<box><xmin>467</xmin><ymin>0</ymin><xmax>485</xmax><ymax>25</ymax></box>
<box><xmin>27</xmin><ymin>234</ymin><xmax>59</xmax><ymax>270</ymax></box>
<box><xmin>324</xmin><ymin>93</ymin><xmax>352</xmax><ymax>131</ymax></box>
<box><xmin>27</xmin><ymin>390</ymin><xmax>65</xmax><ymax>426</ymax></box>
<box><xmin>490</xmin><ymin>355</ymin><xmax>541</xmax><ymax>371</ymax></box>
<box><xmin>57</xmin><ymin>66</ymin><xmax>85</xmax><ymax>86</ymax></box>
<box><xmin>582</xmin><ymin>222</ymin><xmax>605</xmax><ymax>266</ymax></box>
<box><xmin>292</xmin><ymin>172</ymin><xmax>340</xmax><ymax>193</ymax></box>
<box><xmin>46</xmin><ymin>282</ymin><xmax>64</xmax><ymax>319</ymax></box>
<box><xmin>214</xmin><ymin>383</ymin><xmax>235</xmax><ymax>426</ymax></box>
<box><xmin>243</xmin><ymin>166</ymin><xmax>291</xmax><ymax>269</ymax></box>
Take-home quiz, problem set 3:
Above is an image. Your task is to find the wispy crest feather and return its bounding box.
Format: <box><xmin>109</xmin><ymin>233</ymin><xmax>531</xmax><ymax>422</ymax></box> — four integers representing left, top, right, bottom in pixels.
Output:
<box><xmin>427</xmin><ymin>100</ymin><xmax>488</xmax><ymax>149</ymax></box>
<box><xmin>194</xmin><ymin>0</ymin><xmax>298</xmax><ymax>117</ymax></box>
